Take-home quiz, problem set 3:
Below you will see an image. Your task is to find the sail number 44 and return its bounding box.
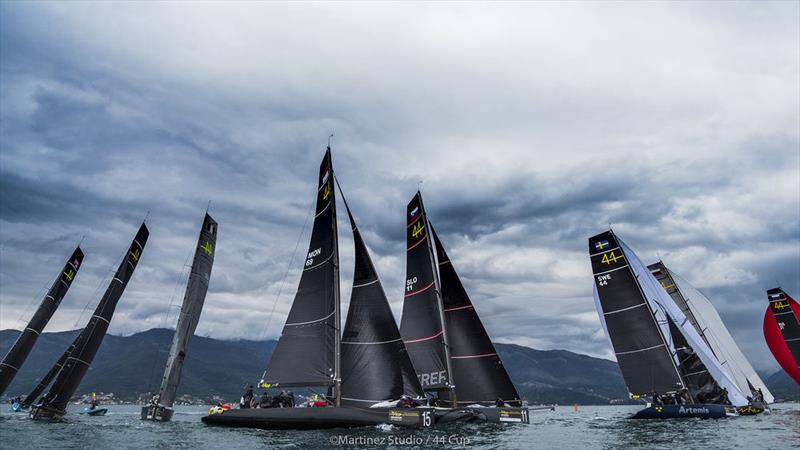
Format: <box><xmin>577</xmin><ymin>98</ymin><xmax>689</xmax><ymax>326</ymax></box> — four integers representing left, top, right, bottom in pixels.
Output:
<box><xmin>601</xmin><ymin>251</ymin><xmax>623</xmax><ymax>265</ymax></box>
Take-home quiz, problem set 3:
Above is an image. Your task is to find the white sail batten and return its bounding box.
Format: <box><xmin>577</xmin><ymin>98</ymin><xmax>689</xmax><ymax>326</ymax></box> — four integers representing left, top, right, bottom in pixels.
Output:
<box><xmin>621</xmin><ymin>240</ymin><xmax>748</xmax><ymax>407</ymax></box>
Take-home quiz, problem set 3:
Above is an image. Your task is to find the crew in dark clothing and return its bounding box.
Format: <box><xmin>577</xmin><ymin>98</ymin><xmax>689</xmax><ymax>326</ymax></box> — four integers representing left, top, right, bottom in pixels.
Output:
<box><xmin>259</xmin><ymin>392</ymin><xmax>272</xmax><ymax>408</ymax></box>
<box><xmin>495</xmin><ymin>398</ymin><xmax>505</xmax><ymax>407</ymax></box>
<box><xmin>241</xmin><ymin>385</ymin><xmax>254</xmax><ymax>409</ymax></box>
<box><xmin>651</xmin><ymin>392</ymin><xmax>662</xmax><ymax>406</ymax></box>
<box><xmin>755</xmin><ymin>388</ymin><xmax>764</xmax><ymax>403</ymax></box>
<box><xmin>721</xmin><ymin>388</ymin><xmax>730</xmax><ymax>405</ymax></box>
<box><xmin>428</xmin><ymin>395</ymin><xmax>440</xmax><ymax>407</ymax></box>
<box><xmin>397</xmin><ymin>395</ymin><xmax>420</xmax><ymax>408</ymax></box>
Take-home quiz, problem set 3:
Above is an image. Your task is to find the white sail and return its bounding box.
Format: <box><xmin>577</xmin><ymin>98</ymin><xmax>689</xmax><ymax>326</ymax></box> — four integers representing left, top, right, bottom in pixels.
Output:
<box><xmin>670</xmin><ymin>271</ymin><xmax>774</xmax><ymax>404</ymax></box>
<box><xmin>620</xmin><ymin>239</ymin><xmax>749</xmax><ymax>407</ymax></box>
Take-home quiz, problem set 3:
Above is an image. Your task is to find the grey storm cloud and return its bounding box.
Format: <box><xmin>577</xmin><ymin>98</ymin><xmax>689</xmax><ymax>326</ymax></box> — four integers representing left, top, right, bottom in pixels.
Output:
<box><xmin>0</xmin><ymin>2</ymin><xmax>798</xmax><ymax>375</ymax></box>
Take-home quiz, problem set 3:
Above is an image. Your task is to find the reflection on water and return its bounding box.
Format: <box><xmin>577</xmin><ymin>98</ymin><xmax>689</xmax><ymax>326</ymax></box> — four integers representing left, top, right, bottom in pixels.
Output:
<box><xmin>1</xmin><ymin>403</ymin><xmax>797</xmax><ymax>449</ymax></box>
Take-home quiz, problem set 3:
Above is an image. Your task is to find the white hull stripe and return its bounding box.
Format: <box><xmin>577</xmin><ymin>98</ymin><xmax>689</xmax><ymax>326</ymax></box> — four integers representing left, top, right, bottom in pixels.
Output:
<box><xmin>341</xmin><ymin>338</ymin><xmax>402</xmax><ymax>345</ymax></box>
<box><xmin>604</xmin><ymin>302</ymin><xmax>646</xmax><ymax>316</ymax></box>
<box><xmin>451</xmin><ymin>352</ymin><xmax>497</xmax><ymax>359</ymax></box>
<box><xmin>616</xmin><ymin>343</ymin><xmax>665</xmax><ymax>356</ymax></box>
<box><xmin>352</xmin><ymin>279</ymin><xmax>379</xmax><ymax>288</ymax></box>
<box><xmin>340</xmin><ymin>397</ymin><xmax>389</xmax><ymax>403</ymax></box>
<box><xmin>285</xmin><ymin>310</ymin><xmax>335</xmax><ymax>327</ymax></box>
<box><xmin>593</xmin><ymin>264</ymin><xmax>629</xmax><ymax>277</ymax></box>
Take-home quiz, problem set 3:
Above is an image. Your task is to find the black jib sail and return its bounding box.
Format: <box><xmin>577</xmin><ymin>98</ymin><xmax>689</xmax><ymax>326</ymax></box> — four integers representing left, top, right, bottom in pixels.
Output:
<box><xmin>432</xmin><ymin>227</ymin><xmax>521</xmax><ymax>407</ymax></box>
<box><xmin>149</xmin><ymin>214</ymin><xmax>217</xmax><ymax>418</ymax></box>
<box><xmin>261</xmin><ymin>149</ymin><xmax>340</xmax><ymax>393</ymax></box>
<box><xmin>665</xmin><ymin>317</ymin><xmax>722</xmax><ymax>403</ymax></box>
<box><xmin>767</xmin><ymin>288</ymin><xmax>800</xmax><ymax>369</ymax></box>
<box><xmin>339</xmin><ymin>201</ymin><xmax>423</xmax><ymax>406</ymax></box>
<box><xmin>20</xmin><ymin>334</ymin><xmax>80</xmax><ymax>408</ymax></box>
<box><xmin>399</xmin><ymin>192</ymin><xmax>451</xmax><ymax>393</ymax></box>
<box><xmin>31</xmin><ymin>223</ymin><xmax>149</xmax><ymax>419</ymax></box>
<box><xmin>0</xmin><ymin>246</ymin><xmax>84</xmax><ymax>396</ymax></box>
<box><xmin>589</xmin><ymin>230</ymin><xmax>684</xmax><ymax>396</ymax></box>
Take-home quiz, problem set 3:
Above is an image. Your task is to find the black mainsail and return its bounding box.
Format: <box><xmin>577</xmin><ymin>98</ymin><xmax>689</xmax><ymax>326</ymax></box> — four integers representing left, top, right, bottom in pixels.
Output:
<box><xmin>589</xmin><ymin>230</ymin><xmax>684</xmax><ymax>396</ymax></box>
<box><xmin>432</xmin><ymin>227</ymin><xmax>521</xmax><ymax>406</ymax></box>
<box><xmin>340</xmin><ymin>201</ymin><xmax>423</xmax><ymax>406</ymax></box>
<box><xmin>31</xmin><ymin>223</ymin><xmax>149</xmax><ymax>419</ymax></box>
<box><xmin>665</xmin><ymin>316</ymin><xmax>723</xmax><ymax>402</ymax></box>
<box><xmin>20</xmin><ymin>334</ymin><xmax>80</xmax><ymax>408</ymax></box>
<box><xmin>0</xmin><ymin>247</ymin><xmax>84</xmax><ymax>396</ymax></box>
<box><xmin>399</xmin><ymin>192</ymin><xmax>452</xmax><ymax>394</ymax></box>
<box><xmin>144</xmin><ymin>214</ymin><xmax>217</xmax><ymax>421</ymax></box>
<box><xmin>261</xmin><ymin>149</ymin><xmax>341</xmax><ymax>397</ymax></box>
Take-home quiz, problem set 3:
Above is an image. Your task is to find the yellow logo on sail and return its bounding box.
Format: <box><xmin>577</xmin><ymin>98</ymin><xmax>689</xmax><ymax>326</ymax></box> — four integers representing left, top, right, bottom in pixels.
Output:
<box><xmin>63</xmin><ymin>269</ymin><xmax>75</xmax><ymax>281</ymax></box>
<box><xmin>774</xmin><ymin>301</ymin><xmax>790</xmax><ymax>310</ymax></box>
<box><xmin>202</xmin><ymin>242</ymin><xmax>214</xmax><ymax>256</ymax></box>
<box><xmin>129</xmin><ymin>248</ymin><xmax>141</xmax><ymax>262</ymax></box>
<box><xmin>323</xmin><ymin>183</ymin><xmax>331</xmax><ymax>201</ymax></box>
<box><xmin>601</xmin><ymin>251</ymin><xmax>623</xmax><ymax>265</ymax></box>
<box><xmin>412</xmin><ymin>221</ymin><xmax>425</xmax><ymax>238</ymax></box>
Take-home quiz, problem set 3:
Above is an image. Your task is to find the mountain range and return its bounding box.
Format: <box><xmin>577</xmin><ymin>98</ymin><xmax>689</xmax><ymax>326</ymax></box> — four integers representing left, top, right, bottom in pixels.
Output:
<box><xmin>1</xmin><ymin>328</ymin><xmax>796</xmax><ymax>404</ymax></box>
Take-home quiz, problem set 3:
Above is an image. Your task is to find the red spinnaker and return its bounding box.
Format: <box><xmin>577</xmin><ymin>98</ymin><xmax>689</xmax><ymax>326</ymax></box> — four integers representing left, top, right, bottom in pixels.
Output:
<box><xmin>764</xmin><ymin>291</ymin><xmax>800</xmax><ymax>384</ymax></box>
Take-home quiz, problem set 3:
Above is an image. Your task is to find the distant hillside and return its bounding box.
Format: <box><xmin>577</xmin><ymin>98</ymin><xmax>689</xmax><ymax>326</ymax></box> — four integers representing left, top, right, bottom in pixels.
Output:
<box><xmin>2</xmin><ymin>328</ymin><xmax>793</xmax><ymax>404</ymax></box>
<box><xmin>764</xmin><ymin>370</ymin><xmax>800</xmax><ymax>402</ymax></box>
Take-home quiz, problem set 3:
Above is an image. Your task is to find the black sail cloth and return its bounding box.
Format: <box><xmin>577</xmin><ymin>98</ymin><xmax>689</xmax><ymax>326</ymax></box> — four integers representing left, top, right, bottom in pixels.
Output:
<box><xmin>261</xmin><ymin>149</ymin><xmax>339</xmax><ymax>388</ymax></box>
<box><xmin>767</xmin><ymin>288</ymin><xmax>800</xmax><ymax>369</ymax></box>
<box><xmin>399</xmin><ymin>192</ymin><xmax>450</xmax><ymax>391</ymax></box>
<box><xmin>432</xmin><ymin>228</ymin><xmax>521</xmax><ymax>407</ymax></box>
<box><xmin>156</xmin><ymin>214</ymin><xmax>217</xmax><ymax>408</ymax></box>
<box><xmin>589</xmin><ymin>230</ymin><xmax>684</xmax><ymax>396</ymax></box>
<box><xmin>665</xmin><ymin>317</ymin><xmax>724</xmax><ymax>403</ymax></box>
<box><xmin>0</xmin><ymin>247</ymin><xmax>84</xmax><ymax>395</ymax></box>
<box><xmin>21</xmin><ymin>334</ymin><xmax>80</xmax><ymax>408</ymax></box>
<box><xmin>339</xmin><ymin>203</ymin><xmax>423</xmax><ymax>406</ymax></box>
<box><xmin>34</xmin><ymin>223</ymin><xmax>149</xmax><ymax>416</ymax></box>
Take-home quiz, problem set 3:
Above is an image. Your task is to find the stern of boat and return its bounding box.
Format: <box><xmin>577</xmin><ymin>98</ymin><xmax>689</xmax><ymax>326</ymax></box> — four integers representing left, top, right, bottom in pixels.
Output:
<box><xmin>29</xmin><ymin>404</ymin><xmax>66</xmax><ymax>421</ymax></box>
<box><xmin>141</xmin><ymin>404</ymin><xmax>174</xmax><ymax>421</ymax></box>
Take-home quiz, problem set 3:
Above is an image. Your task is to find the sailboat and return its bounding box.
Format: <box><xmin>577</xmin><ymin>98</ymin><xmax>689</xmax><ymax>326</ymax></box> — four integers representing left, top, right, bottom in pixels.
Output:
<box><xmin>202</xmin><ymin>148</ymin><xmax>429</xmax><ymax>429</ymax></box>
<box><xmin>763</xmin><ymin>287</ymin><xmax>800</xmax><ymax>385</ymax></box>
<box><xmin>648</xmin><ymin>261</ymin><xmax>773</xmax><ymax>414</ymax></box>
<box><xmin>1</xmin><ymin>246</ymin><xmax>84</xmax><ymax>400</ymax></box>
<box><xmin>142</xmin><ymin>213</ymin><xmax>217</xmax><ymax>422</ymax></box>
<box><xmin>29</xmin><ymin>223</ymin><xmax>149</xmax><ymax>420</ymax></box>
<box><xmin>399</xmin><ymin>191</ymin><xmax>528</xmax><ymax>424</ymax></box>
<box><xmin>589</xmin><ymin>230</ymin><xmax>747</xmax><ymax>419</ymax></box>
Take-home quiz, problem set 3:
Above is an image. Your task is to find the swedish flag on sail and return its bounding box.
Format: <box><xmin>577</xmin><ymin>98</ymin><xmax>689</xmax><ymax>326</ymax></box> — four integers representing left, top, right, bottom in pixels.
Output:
<box><xmin>594</xmin><ymin>239</ymin><xmax>610</xmax><ymax>251</ymax></box>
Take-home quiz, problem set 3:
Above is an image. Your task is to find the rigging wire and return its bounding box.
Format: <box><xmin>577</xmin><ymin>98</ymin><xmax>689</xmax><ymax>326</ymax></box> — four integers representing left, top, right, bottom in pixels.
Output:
<box><xmin>258</xmin><ymin>194</ymin><xmax>315</xmax><ymax>344</ymax></box>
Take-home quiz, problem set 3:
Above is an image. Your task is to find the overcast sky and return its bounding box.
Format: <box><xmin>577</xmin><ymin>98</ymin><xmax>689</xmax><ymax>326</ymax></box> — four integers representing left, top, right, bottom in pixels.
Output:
<box><xmin>1</xmin><ymin>2</ymin><xmax>798</xmax><ymax>375</ymax></box>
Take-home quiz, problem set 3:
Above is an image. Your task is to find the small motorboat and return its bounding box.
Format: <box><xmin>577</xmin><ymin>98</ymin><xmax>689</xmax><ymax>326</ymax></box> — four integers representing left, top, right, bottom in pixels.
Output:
<box><xmin>80</xmin><ymin>405</ymin><xmax>108</xmax><ymax>416</ymax></box>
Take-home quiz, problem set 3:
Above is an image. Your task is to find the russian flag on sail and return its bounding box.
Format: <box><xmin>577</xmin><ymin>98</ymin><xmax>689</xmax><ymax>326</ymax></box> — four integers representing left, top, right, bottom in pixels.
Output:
<box><xmin>410</xmin><ymin>206</ymin><xmax>420</xmax><ymax>218</ymax></box>
<box><xmin>769</xmin><ymin>292</ymin><xmax>784</xmax><ymax>300</ymax></box>
<box><xmin>321</xmin><ymin>169</ymin><xmax>330</xmax><ymax>185</ymax></box>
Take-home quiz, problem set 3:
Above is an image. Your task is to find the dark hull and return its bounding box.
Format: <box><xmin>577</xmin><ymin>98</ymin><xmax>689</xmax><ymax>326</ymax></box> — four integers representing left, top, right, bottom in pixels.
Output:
<box><xmin>29</xmin><ymin>404</ymin><xmax>66</xmax><ymax>421</ymax></box>
<box><xmin>201</xmin><ymin>407</ymin><xmax>393</xmax><ymax>430</ymax></box>
<box><xmin>141</xmin><ymin>405</ymin><xmax>174</xmax><ymax>422</ymax></box>
<box><xmin>631</xmin><ymin>404</ymin><xmax>737</xmax><ymax>419</ymax></box>
<box><xmin>201</xmin><ymin>406</ymin><xmax>530</xmax><ymax>429</ymax></box>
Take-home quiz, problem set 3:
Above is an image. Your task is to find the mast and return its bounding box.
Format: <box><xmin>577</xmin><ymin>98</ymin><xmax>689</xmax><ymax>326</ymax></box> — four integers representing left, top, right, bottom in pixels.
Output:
<box><xmin>419</xmin><ymin>195</ymin><xmax>456</xmax><ymax>405</ymax></box>
<box><xmin>32</xmin><ymin>222</ymin><xmax>149</xmax><ymax>418</ymax></box>
<box><xmin>260</xmin><ymin>148</ymin><xmax>339</xmax><ymax>394</ymax></box>
<box><xmin>0</xmin><ymin>246</ymin><xmax>84</xmax><ymax>396</ymax></box>
<box><xmin>331</xmin><ymin>149</ymin><xmax>341</xmax><ymax>407</ymax></box>
<box><xmin>154</xmin><ymin>213</ymin><xmax>217</xmax><ymax>410</ymax></box>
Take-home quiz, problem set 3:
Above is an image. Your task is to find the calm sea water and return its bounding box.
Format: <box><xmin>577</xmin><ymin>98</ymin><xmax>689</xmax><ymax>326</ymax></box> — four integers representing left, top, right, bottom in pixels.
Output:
<box><xmin>1</xmin><ymin>403</ymin><xmax>798</xmax><ymax>449</ymax></box>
